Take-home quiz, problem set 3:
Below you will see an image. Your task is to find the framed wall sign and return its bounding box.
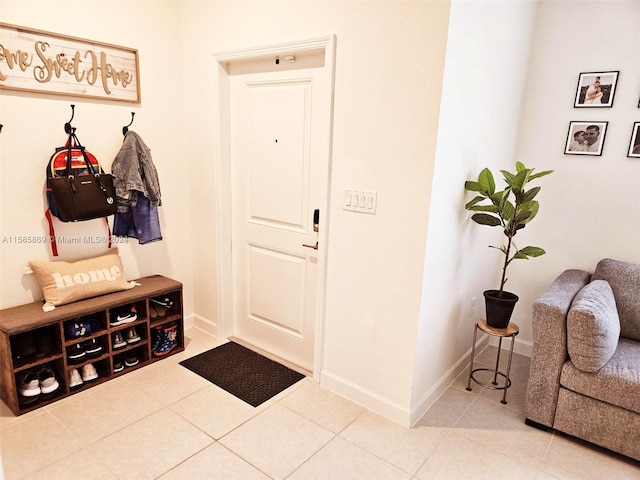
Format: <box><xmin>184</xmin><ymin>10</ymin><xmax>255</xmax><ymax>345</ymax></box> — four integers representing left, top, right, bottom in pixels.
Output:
<box><xmin>573</xmin><ymin>71</ymin><xmax>619</xmax><ymax>108</ymax></box>
<box><xmin>628</xmin><ymin>122</ymin><xmax>640</xmax><ymax>158</ymax></box>
<box><xmin>564</xmin><ymin>121</ymin><xmax>608</xmax><ymax>156</ymax></box>
<box><xmin>0</xmin><ymin>23</ymin><xmax>140</xmax><ymax>103</ymax></box>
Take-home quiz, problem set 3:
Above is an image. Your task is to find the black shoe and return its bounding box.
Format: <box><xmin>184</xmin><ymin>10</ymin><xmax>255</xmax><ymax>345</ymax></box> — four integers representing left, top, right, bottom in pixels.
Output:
<box><xmin>151</xmin><ymin>296</ymin><xmax>174</xmax><ymax>309</ymax></box>
<box><xmin>67</xmin><ymin>343</ymin><xmax>86</xmax><ymax>364</ymax></box>
<box><xmin>83</xmin><ymin>338</ymin><xmax>103</xmax><ymax>357</ymax></box>
<box><xmin>124</xmin><ymin>351</ymin><xmax>139</xmax><ymax>367</ymax></box>
<box><xmin>113</xmin><ymin>355</ymin><xmax>124</xmax><ymax>373</ymax></box>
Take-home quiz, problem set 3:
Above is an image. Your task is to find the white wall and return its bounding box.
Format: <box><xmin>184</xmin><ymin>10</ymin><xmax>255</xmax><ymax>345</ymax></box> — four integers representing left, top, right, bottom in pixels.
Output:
<box><xmin>411</xmin><ymin>0</ymin><xmax>640</xmax><ymax>421</ymax></box>
<box><xmin>411</xmin><ymin>0</ymin><xmax>539</xmax><ymax>421</ymax></box>
<box><xmin>511</xmin><ymin>0</ymin><xmax>640</xmax><ymax>343</ymax></box>
<box><xmin>0</xmin><ymin>2</ymin><xmax>195</xmax><ymax>319</ymax></box>
<box><xmin>179</xmin><ymin>0</ymin><xmax>451</xmax><ymax>424</ymax></box>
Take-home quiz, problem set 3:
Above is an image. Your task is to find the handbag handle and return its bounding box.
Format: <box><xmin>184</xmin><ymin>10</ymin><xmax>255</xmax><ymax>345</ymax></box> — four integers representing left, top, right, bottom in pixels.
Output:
<box><xmin>63</xmin><ymin>132</ymin><xmax>99</xmax><ymax>177</ymax></box>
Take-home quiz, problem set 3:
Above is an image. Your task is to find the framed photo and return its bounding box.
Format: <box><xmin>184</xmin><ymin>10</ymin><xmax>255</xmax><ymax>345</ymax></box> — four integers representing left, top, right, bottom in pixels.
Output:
<box><xmin>628</xmin><ymin>122</ymin><xmax>640</xmax><ymax>158</ymax></box>
<box><xmin>564</xmin><ymin>121</ymin><xmax>608</xmax><ymax>156</ymax></box>
<box><xmin>573</xmin><ymin>71</ymin><xmax>619</xmax><ymax>108</ymax></box>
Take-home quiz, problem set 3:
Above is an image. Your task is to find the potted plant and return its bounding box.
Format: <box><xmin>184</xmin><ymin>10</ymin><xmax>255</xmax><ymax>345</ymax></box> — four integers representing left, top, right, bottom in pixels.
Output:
<box><xmin>464</xmin><ymin>162</ymin><xmax>553</xmax><ymax>328</ymax></box>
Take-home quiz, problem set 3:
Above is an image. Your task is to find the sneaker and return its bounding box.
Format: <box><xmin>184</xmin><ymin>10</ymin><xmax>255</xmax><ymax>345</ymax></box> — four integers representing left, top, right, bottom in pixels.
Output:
<box><xmin>153</xmin><ymin>323</ymin><xmax>178</xmax><ymax>357</ymax></box>
<box><xmin>66</xmin><ymin>320</ymin><xmax>86</xmax><ymax>338</ymax></box>
<box><xmin>110</xmin><ymin>305</ymin><xmax>137</xmax><ymax>326</ymax></box>
<box><xmin>69</xmin><ymin>368</ymin><xmax>83</xmax><ymax>388</ymax></box>
<box><xmin>113</xmin><ymin>356</ymin><xmax>124</xmax><ymax>373</ymax></box>
<box><xmin>124</xmin><ymin>351</ymin><xmax>139</xmax><ymax>367</ymax></box>
<box><xmin>67</xmin><ymin>343</ymin><xmax>86</xmax><ymax>364</ymax></box>
<box><xmin>112</xmin><ymin>332</ymin><xmax>127</xmax><ymax>349</ymax></box>
<box><xmin>124</xmin><ymin>327</ymin><xmax>141</xmax><ymax>344</ymax></box>
<box><xmin>82</xmin><ymin>317</ymin><xmax>101</xmax><ymax>335</ymax></box>
<box><xmin>150</xmin><ymin>296</ymin><xmax>174</xmax><ymax>309</ymax></box>
<box><xmin>81</xmin><ymin>363</ymin><xmax>98</xmax><ymax>382</ymax></box>
<box><xmin>17</xmin><ymin>370</ymin><xmax>41</xmax><ymax>398</ymax></box>
<box><xmin>83</xmin><ymin>338</ymin><xmax>103</xmax><ymax>357</ymax></box>
<box><xmin>37</xmin><ymin>366</ymin><xmax>60</xmax><ymax>396</ymax></box>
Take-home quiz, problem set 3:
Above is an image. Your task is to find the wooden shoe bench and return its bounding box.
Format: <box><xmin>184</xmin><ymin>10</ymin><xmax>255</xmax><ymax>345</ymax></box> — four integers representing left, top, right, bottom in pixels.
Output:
<box><xmin>0</xmin><ymin>275</ymin><xmax>184</xmax><ymax>416</ymax></box>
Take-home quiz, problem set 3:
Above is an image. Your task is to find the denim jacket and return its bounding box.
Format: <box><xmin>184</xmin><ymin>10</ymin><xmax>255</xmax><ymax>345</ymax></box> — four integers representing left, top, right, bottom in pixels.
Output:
<box><xmin>111</xmin><ymin>131</ymin><xmax>161</xmax><ymax>213</ymax></box>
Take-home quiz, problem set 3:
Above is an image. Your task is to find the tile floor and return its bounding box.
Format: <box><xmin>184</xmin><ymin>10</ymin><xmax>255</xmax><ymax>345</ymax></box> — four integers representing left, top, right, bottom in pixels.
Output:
<box><xmin>1</xmin><ymin>327</ymin><xmax>638</xmax><ymax>480</ymax></box>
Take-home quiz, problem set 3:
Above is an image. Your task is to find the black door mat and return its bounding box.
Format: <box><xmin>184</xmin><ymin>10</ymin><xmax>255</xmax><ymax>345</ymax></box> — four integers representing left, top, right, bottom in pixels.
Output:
<box><xmin>179</xmin><ymin>341</ymin><xmax>305</xmax><ymax>407</ymax></box>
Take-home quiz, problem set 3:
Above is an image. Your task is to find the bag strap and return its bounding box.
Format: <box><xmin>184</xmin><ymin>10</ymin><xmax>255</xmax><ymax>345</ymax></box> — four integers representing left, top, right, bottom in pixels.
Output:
<box><xmin>63</xmin><ymin>132</ymin><xmax>98</xmax><ymax>177</ymax></box>
<box><xmin>45</xmin><ymin>209</ymin><xmax>59</xmax><ymax>257</ymax></box>
<box><xmin>46</xmin><ymin>210</ymin><xmax>112</xmax><ymax>256</ymax></box>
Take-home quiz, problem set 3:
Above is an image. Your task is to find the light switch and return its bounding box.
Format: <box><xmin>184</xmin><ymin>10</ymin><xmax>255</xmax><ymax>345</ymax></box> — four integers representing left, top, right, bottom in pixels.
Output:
<box><xmin>366</xmin><ymin>195</ymin><xmax>374</xmax><ymax>209</ymax></box>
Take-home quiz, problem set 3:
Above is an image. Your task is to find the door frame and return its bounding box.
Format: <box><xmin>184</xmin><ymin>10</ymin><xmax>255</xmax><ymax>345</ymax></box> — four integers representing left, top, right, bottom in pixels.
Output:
<box><xmin>211</xmin><ymin>36</ymin><xmax>336</xmax><ymax>382</ymax></box>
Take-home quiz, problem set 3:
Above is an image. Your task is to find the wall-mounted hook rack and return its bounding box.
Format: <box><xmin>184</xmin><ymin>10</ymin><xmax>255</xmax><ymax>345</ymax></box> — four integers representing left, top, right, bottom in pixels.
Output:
<box><xmin>123</xmin><ymin>112</ymin><xmax>135</xmax><ymax>136</ymax></box>
<box><xmin>64</xmin><ymin>104</ymin><xmax>76</xmax><ymax>134</ymax></box>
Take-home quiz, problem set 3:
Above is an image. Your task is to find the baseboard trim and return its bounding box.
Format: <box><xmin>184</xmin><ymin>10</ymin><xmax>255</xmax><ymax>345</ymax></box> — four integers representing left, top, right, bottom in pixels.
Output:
<box><xmin>320</xmin><ymin>370</ymin><xmax>412</xmax><ymax>427</ymax></box>
<box><xmin>409</xmin><ymin>332</ymin><xmax>491</xmax><ymax>426</ymax></box>
<box><xmin>190</xmin><ymin>314</ymin><xmax>218</xmax><ymax>337</ymax></box>
<box><xmin>488</xmin><ymin>336</ymin><xmax>533</xmax><ymax>357</ymax></box>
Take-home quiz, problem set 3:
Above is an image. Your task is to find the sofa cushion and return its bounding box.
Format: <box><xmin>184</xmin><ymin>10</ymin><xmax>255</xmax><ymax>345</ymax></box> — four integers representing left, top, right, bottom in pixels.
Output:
<box><xmin>592</xmin><ymin>258</ymin><xmax>640</xmax><ymax>341</ymax></box>
<box><xmin>560</xmin><ymin>337</ymin><xmax>640</xmax><ymax>414</ymax></box>
<box><xmin>567</xmin><ymin>280</ymin><xmax>620</xmax><ymax>372</ymax></box>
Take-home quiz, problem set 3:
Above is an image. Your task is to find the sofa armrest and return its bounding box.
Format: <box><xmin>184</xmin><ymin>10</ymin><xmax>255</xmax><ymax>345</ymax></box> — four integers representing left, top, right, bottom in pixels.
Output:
<box><xmin>525</xmin><ymin>269</ymin><xmax>591</xmax><ymax>427</ymax></box>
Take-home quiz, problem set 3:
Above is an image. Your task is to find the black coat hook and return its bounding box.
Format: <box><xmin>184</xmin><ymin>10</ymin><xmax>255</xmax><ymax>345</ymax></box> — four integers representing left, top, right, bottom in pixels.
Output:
<box><xmin>123</xmin><ymin>112</ymin><xmax>135</xmax><ymax>136</ymax></box>
<box><xmin>0</xmin><ymin>124</ymin><xmax>3</xmax><ymax>134</ymax></box>
<box><xmin>64</xmin><ymin>104</ymin><xmax>75</xmax><ymax>134</ymax></box>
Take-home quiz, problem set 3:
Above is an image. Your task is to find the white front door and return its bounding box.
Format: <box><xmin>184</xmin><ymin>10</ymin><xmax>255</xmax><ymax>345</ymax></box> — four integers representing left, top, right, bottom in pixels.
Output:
<box><xmin>229</xmin><ymin>52</ymin><xmax>329</xmax><ymax>372</ymax></box>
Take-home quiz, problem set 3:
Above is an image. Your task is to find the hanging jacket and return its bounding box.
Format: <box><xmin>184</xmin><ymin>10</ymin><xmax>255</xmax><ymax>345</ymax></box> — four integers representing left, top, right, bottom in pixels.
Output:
<box><xmin>111</xmin><ymin>131</ymin><xmax>161</xmax><ymax>213</ymax></box>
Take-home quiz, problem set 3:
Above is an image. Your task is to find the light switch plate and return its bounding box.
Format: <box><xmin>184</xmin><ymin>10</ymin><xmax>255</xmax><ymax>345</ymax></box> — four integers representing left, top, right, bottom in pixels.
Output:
<box><xmin>344</xmin><ymin>189</ymin><xmax>377</xmax><ymax>214</ymax></box>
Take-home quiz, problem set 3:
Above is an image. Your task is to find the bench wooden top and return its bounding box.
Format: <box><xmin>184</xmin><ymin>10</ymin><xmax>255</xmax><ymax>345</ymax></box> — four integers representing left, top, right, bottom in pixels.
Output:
<box><xmin>0</xmin><ymin>275</ymin><xmax>182</xmax><ymax>334</ymax></box>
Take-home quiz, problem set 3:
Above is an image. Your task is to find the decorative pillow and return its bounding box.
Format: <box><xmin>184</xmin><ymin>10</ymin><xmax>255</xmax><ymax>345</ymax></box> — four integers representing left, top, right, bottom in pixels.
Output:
<box><xmin>27</xmin><ymin>249</ymin><xmax>136</xmax><ymax>311</ymax></box>
<box><xmin>591</xmin><ymin>258</ymin><xmax>640</xmax><ymax>342</ymax></box>
<box><xmin>567</xmin><ymin>280</ymin><xmax>620</xmax><ymax>373</ymax></box>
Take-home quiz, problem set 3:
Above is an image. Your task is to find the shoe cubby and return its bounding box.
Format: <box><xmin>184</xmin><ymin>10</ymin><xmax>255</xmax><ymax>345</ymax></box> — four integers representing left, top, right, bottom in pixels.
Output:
<box><xmin>10</xmin><ymin>324</ymin><xmax>62</xmax><ymax>370</ymax></box>
<box><xmin>0</xmin><ymin>275</ymin><xmax>183</xmax><ymax>415</ymax></box>
<box><xmin>15</xmin><ymin>358</ymin><xmax>65</xmax><ymax>409</ymax></box>
<box><xmin>149</xmin><ymin>289</ymin><xmax>183</xmax><ymax>362</ymax></box>
<box><xmin>108</xmin><ymin>299</ymin><xmax>147</xmax><ymax>328</ymax></box>
<box><xmin>63</xmin><ymin>312</ymin><xmax>106</xmax><ymax>342</ymax></box>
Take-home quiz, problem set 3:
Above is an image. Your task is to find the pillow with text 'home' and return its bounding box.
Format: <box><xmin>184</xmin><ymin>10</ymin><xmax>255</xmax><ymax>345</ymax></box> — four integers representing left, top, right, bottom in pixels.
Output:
<box><xmin>567</xmin><ymin>280</ymin><xmax>620</xmax><ymax>373</ymax></box>
<box><xmin>28</xmin><ymin>249</ymin><xmax>136</xmax><ymax>311</ymax></box>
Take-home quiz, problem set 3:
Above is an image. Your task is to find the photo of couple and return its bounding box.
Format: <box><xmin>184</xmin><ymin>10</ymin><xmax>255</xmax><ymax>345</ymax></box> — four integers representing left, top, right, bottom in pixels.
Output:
<box><xmin>565</xmin><ymin>122</ymin><xmax>608</xmax><ymax>156</ymax></box>
<box><xmin>574</xmin><ymin>71</ymin><xmax>619</xmax><ymax>107</ymax></box>
<box><xmin>628</xmin><ymin>122</ymin><xmax>640</xmax><ymax>158</ymax></box>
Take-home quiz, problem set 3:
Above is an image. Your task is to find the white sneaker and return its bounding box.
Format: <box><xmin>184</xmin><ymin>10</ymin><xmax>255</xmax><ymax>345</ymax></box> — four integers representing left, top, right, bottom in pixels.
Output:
<box><xmin>81</xmin><ymin>363</ymin><xmax>98</xmax><ymax>382</ymax></box>
<box><xmin>69</xmin><ymin>368</ymin><xmax>83</xmax><ymax>388</ymax></box>
<box><xmin>17</xmin><ymin>371</ymin><xmax>41</xmax><ymax>397</ymax></box>
<box><xmin>38</xmin><ymin>366</ymin><xmax>60</xmax><ymax>395</ymax></box>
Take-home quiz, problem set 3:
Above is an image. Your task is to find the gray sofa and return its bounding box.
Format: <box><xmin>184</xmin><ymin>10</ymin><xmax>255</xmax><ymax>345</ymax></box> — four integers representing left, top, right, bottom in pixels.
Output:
<box><xmin>525</xmin><ymin>258</ymin><xmax>640</xmax><ymax>461</ymax></box>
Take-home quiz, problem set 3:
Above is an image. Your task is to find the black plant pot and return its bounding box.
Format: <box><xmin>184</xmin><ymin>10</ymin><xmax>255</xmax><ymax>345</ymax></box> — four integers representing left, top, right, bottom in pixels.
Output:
<box><xmin>483</xmin><ymin>290</ymin><xmax>519</xmax><ymax>329</ymax></box>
